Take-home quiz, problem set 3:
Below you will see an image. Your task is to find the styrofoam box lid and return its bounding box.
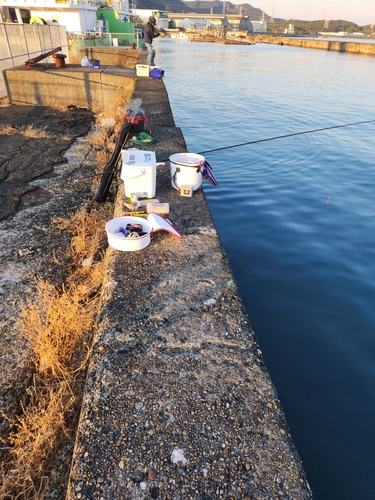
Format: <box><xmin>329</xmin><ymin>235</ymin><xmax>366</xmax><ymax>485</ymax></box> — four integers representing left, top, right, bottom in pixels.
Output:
<box><xmin>122</xmin><ymin>148</ymin><xmax>156</xmax><ymax>167</ymax></box>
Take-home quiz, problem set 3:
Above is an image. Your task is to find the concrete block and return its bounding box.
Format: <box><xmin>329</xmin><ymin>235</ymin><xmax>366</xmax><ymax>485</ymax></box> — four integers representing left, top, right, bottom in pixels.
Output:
<box><xmin>3</xmin><ymin>64</ymin><xmax>136</xmax><ymax>112</ymax></box>
<box><xmin>78</xmin><ymin>46</ymin><xmax>141</xmax><ymax>68</ymax></box>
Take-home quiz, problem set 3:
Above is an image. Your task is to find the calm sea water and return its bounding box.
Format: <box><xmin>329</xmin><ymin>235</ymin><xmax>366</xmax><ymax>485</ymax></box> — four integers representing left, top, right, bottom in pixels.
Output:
<box><xmin>155</xmin><ymin>39</ymin><xmax>375</xmax><ymax>499</ymax></box>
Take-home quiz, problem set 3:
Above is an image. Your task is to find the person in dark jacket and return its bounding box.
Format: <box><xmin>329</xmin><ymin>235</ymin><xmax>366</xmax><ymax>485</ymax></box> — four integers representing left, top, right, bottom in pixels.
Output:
<box><xmin>144</xmin><ymin>16</ymin><xmax>160</xmax><ymax>66</ymax></box>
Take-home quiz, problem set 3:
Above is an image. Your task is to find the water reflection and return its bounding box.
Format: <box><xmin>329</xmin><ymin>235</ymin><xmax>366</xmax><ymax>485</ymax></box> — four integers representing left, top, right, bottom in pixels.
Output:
<box><xmin>159</xmin><ymin>39</ymin><xmax>375</xmax><ymax>500</ymax></box>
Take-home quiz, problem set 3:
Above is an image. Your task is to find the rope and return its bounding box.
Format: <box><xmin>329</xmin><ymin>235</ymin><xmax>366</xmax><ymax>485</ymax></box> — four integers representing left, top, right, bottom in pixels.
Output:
<box><xmin>197</xmin><ymin>119</ymin><xmax>375</xmax><ymax>155</ymax></box>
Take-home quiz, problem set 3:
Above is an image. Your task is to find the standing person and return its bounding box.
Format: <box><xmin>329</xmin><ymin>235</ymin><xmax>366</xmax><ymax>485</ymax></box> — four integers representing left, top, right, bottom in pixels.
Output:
<box><xmin>144</xmin><ymin>16</ymin><xmax>160</xmax><ymax>66</ymax></box>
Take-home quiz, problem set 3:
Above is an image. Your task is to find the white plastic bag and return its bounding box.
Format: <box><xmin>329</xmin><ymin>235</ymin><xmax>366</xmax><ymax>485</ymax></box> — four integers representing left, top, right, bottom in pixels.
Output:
<box><xmin>81</xmin><ymin>56</ymin><xmax>90</xmax><ymax>67</ymax></box>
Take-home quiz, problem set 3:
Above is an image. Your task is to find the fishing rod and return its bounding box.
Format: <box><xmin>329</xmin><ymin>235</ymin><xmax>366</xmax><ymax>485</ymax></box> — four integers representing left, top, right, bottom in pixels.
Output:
<box><xmin>86</xmin><ymin>118</ymin><xmax>375</xmax><ymax>189</ymax></box>
<box><xmin>197</xmin><ymin>119</ymin><xmax>375</xmax><ymax>155</ymax></box>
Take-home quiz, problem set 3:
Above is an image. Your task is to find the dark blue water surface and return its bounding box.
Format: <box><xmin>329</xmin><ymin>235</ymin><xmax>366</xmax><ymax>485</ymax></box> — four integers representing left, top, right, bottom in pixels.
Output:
<box><xmin>155</xmin><ymin>39</ymin><xmax>375</xmax><ymax>499</ymax></box>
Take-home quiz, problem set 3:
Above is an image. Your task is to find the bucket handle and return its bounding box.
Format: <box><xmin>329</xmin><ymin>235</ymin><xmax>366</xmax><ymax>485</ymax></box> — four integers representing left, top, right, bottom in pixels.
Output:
<box><xmin>122</xmin><ymin>168</ymin><xmax>145</xmax><ymax>181</ymax></box>
<box><xmin>173</xmin><ymin>166</ymin><xmax>203</xmax><ymax>192</ymax></box>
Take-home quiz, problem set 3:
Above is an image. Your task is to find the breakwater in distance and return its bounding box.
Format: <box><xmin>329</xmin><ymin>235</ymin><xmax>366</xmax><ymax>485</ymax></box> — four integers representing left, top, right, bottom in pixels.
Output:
<box><xmin>254</xmin><ymin>36</ymin><xmax>375</xmax><ymax>56</ymax></box>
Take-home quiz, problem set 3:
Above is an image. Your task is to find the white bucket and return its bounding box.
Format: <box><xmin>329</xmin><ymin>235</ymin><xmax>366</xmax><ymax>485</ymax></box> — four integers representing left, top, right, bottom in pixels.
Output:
<box><xmin>169</xmin><ymin>153</ymin><xmax>204</xmax><ymax>191</ymax></box>
<box><xmin>105</xmin><ymin>214</ymin><xmax>182</xmax><ymax>252</ymax></box>
<box><xmin>105</xmin><ymin>216</ymin><xmax>152</xmax><ymax>252</ymax></box>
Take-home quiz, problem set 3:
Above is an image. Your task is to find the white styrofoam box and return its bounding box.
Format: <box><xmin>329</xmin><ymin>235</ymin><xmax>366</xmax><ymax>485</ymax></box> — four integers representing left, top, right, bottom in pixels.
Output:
<box><xmin>136</xmin><ymin>64</ymin><xmax>150</xmax><ymax>77</ymax></box>
<box><xmin>121</xmin><ymin>149</ymin><xmax>156</xmax><ymax>198</ymax></box>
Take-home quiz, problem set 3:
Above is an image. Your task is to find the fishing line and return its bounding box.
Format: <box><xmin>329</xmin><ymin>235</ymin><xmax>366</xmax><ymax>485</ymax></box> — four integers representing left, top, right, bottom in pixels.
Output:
<box><xmin>198</xmin><ymin>119</ymin><xmax>375</xmax><ymax>155</ymax></box>
<box><xmin>86</xmin><ymin>118</ymin><xmax>375</xmax><ymax>181</ymax></box>
<box><xmin>279</xmin><ymin>382</ymin><xmax>345</xmax><ymax>405</ymax></box>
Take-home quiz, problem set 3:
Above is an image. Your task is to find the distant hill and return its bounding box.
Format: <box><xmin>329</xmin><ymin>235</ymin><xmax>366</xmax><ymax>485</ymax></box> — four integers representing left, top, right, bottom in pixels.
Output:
<box><xmin>179</xmin><ymin>1</ymin><xmax>268</xmax><ymax>19</ymax></box>
<box><xmin>136</xmin><ymin>0</ymin><xmax>192</xmax><ymax>13</ymax></box>
<box><xmin>267</xmin><ymin>19</ymin><xmax>366</xmax><ymax>34</ymax></box>
<box><xmin>135</xmin><ymin>0</ymin><xmax>369</xmax><ymax>31</ymax></box>
<box><xmin>135</xmin><ymin>0</ymin><xmax>272</xmax><ymax>20</ymax></box>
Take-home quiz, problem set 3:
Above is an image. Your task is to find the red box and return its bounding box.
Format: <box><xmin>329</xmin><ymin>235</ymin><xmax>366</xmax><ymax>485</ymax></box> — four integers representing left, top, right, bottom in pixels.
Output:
<box><xmin>123</xmin><ymin>114</ymin><xmax>151</xmax><ymax>134</ymax></box>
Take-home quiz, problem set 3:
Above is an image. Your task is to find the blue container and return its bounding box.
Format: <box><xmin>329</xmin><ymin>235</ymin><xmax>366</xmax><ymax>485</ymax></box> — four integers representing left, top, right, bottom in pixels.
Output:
<box><xmin>89</xmin><ymin>59</ymin><xmax>100</xmax><ymax>69</ymax></box>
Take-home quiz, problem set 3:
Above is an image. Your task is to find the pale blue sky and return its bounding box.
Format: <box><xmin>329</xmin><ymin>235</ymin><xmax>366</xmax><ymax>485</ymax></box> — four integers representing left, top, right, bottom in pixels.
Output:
<box><xmin>228</xmin><ymin>1</ymin><xmax>375</xmax><ymax>26</ymax></box>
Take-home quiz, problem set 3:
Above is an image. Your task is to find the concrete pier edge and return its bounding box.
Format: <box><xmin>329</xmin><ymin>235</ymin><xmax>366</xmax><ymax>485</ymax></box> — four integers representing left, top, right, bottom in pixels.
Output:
<box><xmin>66</xmin><ymin>56</ymin><xmax>313</xmax><ymax>499</ymax></box>
<box><xmin>255</xmin><ymin>35</ymin><xmax>375</xmax><ymax>56</ymax></box>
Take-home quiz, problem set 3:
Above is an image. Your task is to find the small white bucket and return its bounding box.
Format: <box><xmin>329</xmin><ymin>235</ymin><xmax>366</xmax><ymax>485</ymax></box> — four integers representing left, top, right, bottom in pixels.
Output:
<box><xmin>105</xmin><ymin>216</ymin><xmax>152</xmax><ymax>252</ymax></box>
<box><xmin>105</xmin><ymin>214</ymin><xmax>182</xmax><ymax>252</ymax></box>
<box><xmin>169</xmin><ymin>153</ymin><xmax>204</xmax><ymax>191</ymax></box>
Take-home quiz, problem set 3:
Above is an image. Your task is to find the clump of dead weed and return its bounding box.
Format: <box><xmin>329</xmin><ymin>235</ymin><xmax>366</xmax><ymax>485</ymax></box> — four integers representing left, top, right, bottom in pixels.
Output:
<box><xmin>1</xmin><ymin>381</ymin><xmax>74</xmax><ymax>500</ymax></box>
<box><xmin>0</xmin><ymin>124</ymin><xmax>52</xmax><ymax>139</ymax></box>
<box><xmin>0</xmin><ymin>202</ymin><xmax>109</xmax><ymax>499</ymax></box>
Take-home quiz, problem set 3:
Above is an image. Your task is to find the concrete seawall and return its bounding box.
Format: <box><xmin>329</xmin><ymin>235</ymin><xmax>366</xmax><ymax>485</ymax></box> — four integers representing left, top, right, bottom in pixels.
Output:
<box><xmin>256</xmin><ymin>35</ymin><xmax>375</xmax><ymax>56</ymax></box>
<box><xmin>3</xmin><ymin>64</ymin><xmax>135</xmax><ymax>112</ymax></box>
<box><xmin>66</xmin><ymin>59</ymin><xmax>313</xmax><ymax>498</ymax></box>
<box><xmin>3</xmin><ymin>47</ymin><xmax>143</xmax><ymax>111</ymax></box>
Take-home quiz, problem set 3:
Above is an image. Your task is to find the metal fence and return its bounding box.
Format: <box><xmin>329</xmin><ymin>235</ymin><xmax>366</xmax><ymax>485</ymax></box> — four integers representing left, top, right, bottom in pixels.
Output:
<box><xmin>68</xmin><ymin>30</ymin><xmax>138</xmax><ymax>49</ymax></box>
<box><xmin>0</xmin><ymin>23</ymin><xmax>68</xmax><ymax>97</ymax></box>
<box><xmin>67</xmin><ymin>31</ymin><xmax>140</xmax><ymax>63</ymax></box>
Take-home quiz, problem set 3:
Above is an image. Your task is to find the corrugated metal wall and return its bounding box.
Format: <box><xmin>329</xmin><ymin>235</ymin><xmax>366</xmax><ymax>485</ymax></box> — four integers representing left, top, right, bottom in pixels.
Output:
<box><xmin>0</xmin><ymin>23</ymin><xmax>68</xmax><ymax>97</ymax></box>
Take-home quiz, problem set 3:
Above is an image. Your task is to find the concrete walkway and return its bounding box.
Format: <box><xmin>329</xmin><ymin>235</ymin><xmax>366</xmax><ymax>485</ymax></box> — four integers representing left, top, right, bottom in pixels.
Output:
<box><xmin>67</xmin><ymin>67</ymin><xmax>313</xmax><ymax>499</ymax></box>
<box><xmin>255</xmin><ymin>35</ymin><xmax>375</xmax><ymax>56</ymax></box>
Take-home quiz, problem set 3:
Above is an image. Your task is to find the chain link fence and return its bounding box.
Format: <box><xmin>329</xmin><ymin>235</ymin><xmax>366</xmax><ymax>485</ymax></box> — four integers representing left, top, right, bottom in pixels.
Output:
<box><xmin>0</xmin><ymin>23</ymin><xmax>68</xmax><ymax>97</ymax></box>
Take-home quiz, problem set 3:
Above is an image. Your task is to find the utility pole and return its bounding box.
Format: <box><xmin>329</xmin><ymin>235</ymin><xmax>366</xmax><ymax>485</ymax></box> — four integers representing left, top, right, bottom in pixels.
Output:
<box><xmin>271</xmin><ymin>4</ymin><xmax>275</xmax><ymax>23</ymax></box>
<box><xmin>222</xmin><ymin>0</ymin><xmax>225</xmax><ymax>15</ymax></box>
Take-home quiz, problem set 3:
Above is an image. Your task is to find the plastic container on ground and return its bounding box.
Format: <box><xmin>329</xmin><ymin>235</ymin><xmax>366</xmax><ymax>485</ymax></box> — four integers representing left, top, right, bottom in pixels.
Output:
<box><xmin>105</xmin><ymin>214</ymin><xmax>182</xmax><ymax>251</ymax></box>
<box><xmin>136</xmin><ymin>64</ymin><xmax>150</xmax><ymax>76</ymax></box>
<box><xmin>169</xmin><ymin>153</ymin><xmax>205</xmax><ymax>191</ymax></box>
<box><xmin>89</xmin><ymin>59</ymin><xmax>100</xmax><ymax>68</ymax></box>
<box><xmin>105</xmin><ymin>216</ymin><xmax>152</xmax><ymax>251</ymax></box>
<box><xmin>123</xmin><ymin>113</ymin><xmax>150</xmax><ymax>133</ymax></box>
<box><xmin>121</xmin><ymin>148</ymin><xmax>156</xmax><ymax>198</ymax></box>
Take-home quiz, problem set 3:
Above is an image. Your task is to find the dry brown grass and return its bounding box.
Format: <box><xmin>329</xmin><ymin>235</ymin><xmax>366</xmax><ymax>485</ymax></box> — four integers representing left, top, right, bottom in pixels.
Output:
<box><xmin>0</xmin><ymin>125</ymin><xmax>17</xmax><ymax>135</ymax></box>
<box><xmin>53</xmin><ymin>205</ymin><xmax>104</xmax><ymax>268</ymax></box>
<box><xmin>81</xmin><ymin>97</ymin><xmax>141</xmax><ymax>190</ymax></box>
<box><xmin>0</xmin><ymin>95</ymin><xmax>11</xmax><ymax>106</ymax></box>
<box><xmin>84</xmin><ymin>118</ymin><xmax>123</xmax><ymax>186</ymax></box>
<box><xmin>19</xmin><ymin>281</ymin><xmax>97</xmax><ymax>378</ymax></box>
<box><xmin>96</xmin><ymin>92</ymin><xmax>137</xmax><ymax>123</ymax></box>
<box><xmin>0</xmin><ymin>125</ymin><xmax>51</xmax><ymax>139</ymax></box>
<box><xmin>0</xmin><ymin>203</ymin><xmax>110</xmax><ymax>499</ymax></box>
<box><xmin>85</xmin><ymin>124</ymin><xmax>107</xmax><ymax>146</ymax></box>
<box><xmin>94</xmin><ymin>148</ymin><xmax>108</xmax><ymax>184</ymax></box>
<box><xmin>1</xmin><ymin>382</ymin><xmax>74</xmax><ymax>499</ymax></box>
